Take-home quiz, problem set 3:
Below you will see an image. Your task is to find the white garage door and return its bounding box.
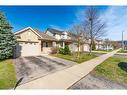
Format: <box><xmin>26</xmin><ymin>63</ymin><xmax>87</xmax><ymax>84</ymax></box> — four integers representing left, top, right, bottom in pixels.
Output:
<box><xmin>16</xmin><ymin>42</ymin><xmax>40</xmax><ymax>57</ymax></box>
<box><xmin>83</xmin><ymin>44</ymin><xmax>89</xmax><ymax>51</ymax></box>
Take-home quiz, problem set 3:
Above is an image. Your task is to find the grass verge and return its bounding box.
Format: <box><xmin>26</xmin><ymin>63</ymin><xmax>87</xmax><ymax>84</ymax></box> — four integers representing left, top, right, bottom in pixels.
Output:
<box><xmin>116</xmin><ymin>52</ymin><xmax>127</xmax><ymax>56</ymax></box>
<box><xmin>52</xmin><ymin>53</ymin><xmax>97</xmax><ymax>63</ymax></box>
<box><xmin>92</xmin><ymin>50</ymin><xmax>112</xmax><ymax>54</ymax></box>
<box><xmin>94</xmin><ymin>56</ymin><xmax>127</xmax><ymax>85</ymax></box>
<box><xmin>0</xmin><ymin>59</ymin><xmax>16</xmax><ymax>89</ymax></box>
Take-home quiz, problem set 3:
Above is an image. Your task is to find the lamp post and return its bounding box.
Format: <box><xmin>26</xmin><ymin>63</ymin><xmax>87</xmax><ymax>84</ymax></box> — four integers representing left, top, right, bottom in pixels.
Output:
<box><xmin>122</xmin><ymin>31</ymin><xmax>124</xmax><ymax>51</ymax></box>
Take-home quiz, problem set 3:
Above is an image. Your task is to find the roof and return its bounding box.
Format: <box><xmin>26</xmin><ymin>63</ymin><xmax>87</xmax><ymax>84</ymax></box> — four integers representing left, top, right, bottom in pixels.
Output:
<box><xmin>34</xmin><ymin>29</ymin><xmax>57</xmax><ymax>41</ymax></box>
<box><xmin>46</xmin><ymin>28</ymin><xmax>64</xmax><ymax>35</ymax></box>
<box><xmin>14</xmin><ymin>27</ymin><xmax>43</xmax><ymax>39</ymax></box>
<box><xmin>96</xmin><ymin>39</ymin><xmax>103</xmax><ymax>42</ymax></box>
<box><xmin>68</xmin><ymin>32</ymin><xmax>77</xmax><ymax>37</ymax></box>
<box><xmin>67</xmin><ymin>32</ymin><xmax>78</xmax><ymax>40</ymax></box>
<box><xmin>46</xmin><ymin>28</ymin><xmax>80</xmax><ymax>41</ymax></box>
<box><xmin>15</xmin><ymin>27</ymin><xmax>57</xmax><ymax>41</ymax></box>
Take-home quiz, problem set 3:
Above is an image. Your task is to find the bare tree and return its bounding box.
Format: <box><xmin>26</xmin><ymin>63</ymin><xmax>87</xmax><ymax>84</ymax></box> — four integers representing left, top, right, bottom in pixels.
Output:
<box><xmin>84</xmin><ymin>7</ymin><xmax>106</xmax><ymax>55</ymax></box>
<box><xmin>111</xmin><ymin>41</ymin><xmax>121</xmax><ymax>49</ymax></box>
<box><xmin>104</xmin><ymin>38</ymin><xmax>111</xmax><ymax>51</ymax></box>
<box><xmin>69</xmin><ymin>24</ymin><xmax>86</xmax><ymax>58</ymax></box>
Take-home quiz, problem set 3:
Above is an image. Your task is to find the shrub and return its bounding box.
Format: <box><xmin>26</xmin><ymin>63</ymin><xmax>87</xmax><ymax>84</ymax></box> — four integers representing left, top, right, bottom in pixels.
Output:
<box><xmin>51</xmin><ymin>47</ymin><xmax>59</xmax><ymax>54</ymax></box>
<box><xmin>64</xmin><ymin>45</ymin><xmax>71</xmax><ymax>55</ymax></box>
<box><xmin>59</xmin><ymin>45</ymin><xmax>71</xmax><ymax>55</ymax></box>
<box><xmin>59</xmin><ymin>48</ymin><xmax>64</xmax><ymax>54</ymax></box>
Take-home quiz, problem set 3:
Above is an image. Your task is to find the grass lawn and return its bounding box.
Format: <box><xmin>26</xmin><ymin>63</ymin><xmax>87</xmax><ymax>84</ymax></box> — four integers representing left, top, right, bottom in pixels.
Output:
<box><xmin>116</xmin><ymin>52</ymin><xmax>127</xmax><ymax>56</ymax></box>
<box><xmin>92</xmin><ymin>50</ymin><xmax>112</xmax><ymax>54</ymax></box>
<box><xmin>94</xmin><ymin>56</ymin><xmax>127</xmax><ymax>85</ymax></box>
<box><xmin>52</xmin><ymin>53</ymin><xmax>97</xmax><ymax>63</ymax></box>
<box><xmin>0</xmin><ymin>59</ymin><xmax>16</xmax><ymax>89</ymax></box>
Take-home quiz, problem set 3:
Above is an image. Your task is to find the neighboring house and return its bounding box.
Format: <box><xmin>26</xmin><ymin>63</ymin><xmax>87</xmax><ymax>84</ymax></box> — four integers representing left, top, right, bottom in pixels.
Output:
<box><xmin>45</xmin><ymin>28</ymin><xmax>71</xmax><ymax>48</ymax></box>
<box><xmin>45</xmin><ymin>28</ymin><xmax>90</xmax><ymax>52</ymax></box>
<box><xmin>116</xmin><ymin>40</ymin><xmax>127</xmax><ymax>49</ymax></box>
<box><xmin>117</xmin><ymin>40</ymin><xmax>127</xmax><ymax>47</ymax></box>
<box><xmin>95</xmin><ymin>39</ymin><xmax>114</xmax><ymax>50</ymax></box>
<box><xmin>14</xmin><ymin>27</ymin><xmax>90</xmax><ymax>57</ymax></box>
<box><xmin>95</xmin><ymin>40</ymin><xmax>104</xmax><ymax>50</ymax></box>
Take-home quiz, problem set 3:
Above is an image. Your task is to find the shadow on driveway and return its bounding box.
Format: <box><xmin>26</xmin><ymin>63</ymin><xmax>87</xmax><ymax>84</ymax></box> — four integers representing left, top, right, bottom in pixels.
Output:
<box><xmin>25</xmin><ymin>56</ymin><xmax>55</xmax><ymax>72</ymax></box>
<box><xmin>17</xmin><ymin>58</ymin><xmax>32</xmax><ymax>76</ymax></box>
<box><xmin>37</xmin><ymin>56</ymin><xmax>66</xmax><ymax>66</ymax></box>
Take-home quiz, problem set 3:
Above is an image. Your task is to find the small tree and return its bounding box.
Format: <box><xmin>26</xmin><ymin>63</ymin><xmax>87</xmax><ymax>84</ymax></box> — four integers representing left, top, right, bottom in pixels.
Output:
<box><xmin>69</xmin><ymin>24</ymin><xmax>86</xmax><ymax>58</ymax></box>
<box><xmin>111</xmin><ymin>41</ymin><xmax>121</xmax><ymax>49</ymax></box>
<box><xmin>0</xmin><ymin>12</ymin><xmax>16</xmax><ymax>60</ymax></box>
<box><xmin>104</xmin><ymin>39</ymin><xmax>111</xmax><ymax>51</ymax></box>
<box><xmin>64</xmin><ymin>45</ymin><xmax>70</xmax><ymax>55</ymax></box>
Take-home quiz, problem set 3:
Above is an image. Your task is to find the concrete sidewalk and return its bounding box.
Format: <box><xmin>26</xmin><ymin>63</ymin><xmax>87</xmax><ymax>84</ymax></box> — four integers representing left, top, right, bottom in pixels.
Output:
<box><xmin>17</xmin><ymin>49</ymin><xmax>120</xmax><ymax>89</ymax></box>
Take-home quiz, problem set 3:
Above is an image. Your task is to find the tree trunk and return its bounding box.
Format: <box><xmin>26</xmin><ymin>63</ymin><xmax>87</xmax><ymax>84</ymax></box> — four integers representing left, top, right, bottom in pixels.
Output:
<box><xmin>89</xmin><ymin>40</ymin><xmax>92</xmax><ymax>55</ymax></box>
<box><xmin>89</xmin><ymin>18</ymin><xmax>93</xmax><ymax>56</ymax></box>
<box><xmin>77</xmin><ymin>38</ymin><xmax>80</xmax><ymax>58</ymax></box>
<box><xmin>106</xmin><ymin>45</ymin><xmax>108</xmax><ymax>51</ymax></box>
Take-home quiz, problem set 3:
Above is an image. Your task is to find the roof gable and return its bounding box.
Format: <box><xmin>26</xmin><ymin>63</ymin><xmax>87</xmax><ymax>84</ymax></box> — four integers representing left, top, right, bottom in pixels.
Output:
<box><xmin>14</xmin><ymin>27</ymin><xmax>42</xmax><ymax>39</ymax></box>
<box><xmin>14</xmin><ymin>27</ymin><xmax>57</xmax><ymax>41</ymax></box>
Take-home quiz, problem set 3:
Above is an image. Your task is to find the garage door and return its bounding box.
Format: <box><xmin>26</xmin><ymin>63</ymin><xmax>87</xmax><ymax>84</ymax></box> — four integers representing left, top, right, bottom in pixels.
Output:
<box><xmin>83</xmin><ymin>44</ymin><xmax>89</xmax><ymax>51</ymax></box>
<box><xmin>16</xmin><ymin>42</ymin><xmax>40</xmax><ymax>57</ymax></box>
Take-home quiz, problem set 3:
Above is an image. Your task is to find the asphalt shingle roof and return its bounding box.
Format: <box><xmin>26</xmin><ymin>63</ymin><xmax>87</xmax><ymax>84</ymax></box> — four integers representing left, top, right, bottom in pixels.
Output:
<box><xmin>46</xmin><ymin>28</ymin><xmax>64</xmax><ymax>35</ymax></box>
<box><xmin>34</xmin><ymin>29</ymin><xmax>57</xmax><ymax>41</ymax></box>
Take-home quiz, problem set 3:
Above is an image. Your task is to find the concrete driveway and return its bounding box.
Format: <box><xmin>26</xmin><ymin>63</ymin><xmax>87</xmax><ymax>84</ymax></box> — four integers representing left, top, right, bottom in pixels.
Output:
<box><xmin>14</xmin><ymin>56</ymin><xmax>75</xmax><ymax>84</ymax></box>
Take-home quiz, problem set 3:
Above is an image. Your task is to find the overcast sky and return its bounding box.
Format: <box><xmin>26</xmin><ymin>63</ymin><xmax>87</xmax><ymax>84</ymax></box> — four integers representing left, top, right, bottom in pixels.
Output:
<box><xmin>0</xmin><ymin>6</ymin><xmax>127</xmax><ymax>41</ymax></box>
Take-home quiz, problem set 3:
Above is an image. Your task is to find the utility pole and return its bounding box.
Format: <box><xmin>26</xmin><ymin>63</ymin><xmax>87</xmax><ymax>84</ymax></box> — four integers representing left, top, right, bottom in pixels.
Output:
<box><xmin>122</xmin><ymin>31</ymin><xmax>124</xmax><ymax>50</ymax></box>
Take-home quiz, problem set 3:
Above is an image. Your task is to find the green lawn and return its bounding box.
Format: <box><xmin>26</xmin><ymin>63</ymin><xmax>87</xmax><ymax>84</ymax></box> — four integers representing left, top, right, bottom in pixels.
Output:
<box><xmin>0</xmin><ymin>59</ymin><xmax>16</xmax><ymax>89</ymax></box>
<box><xmin>52</xmin><ymin>53</ymin><xmax>97</xmax><ymax>63</ymax></box>
<box><xmin>114</xmin><ymin>49</ymin><xmax>127</xmax><ymax>56</ymax></box>
<box><xmin>92</xmin><ymin>50</ymin><xmax>112</xmax><ymax>54</ymax></box>
<box><xmin>116</xmin><ymin>52</ymin><xmax>127</xmax><ymax>56</ymax></box>
<box><xmin>94</xmin><ymin>56</ymin><xmax>127</xmax><ymax>85</ymax></box>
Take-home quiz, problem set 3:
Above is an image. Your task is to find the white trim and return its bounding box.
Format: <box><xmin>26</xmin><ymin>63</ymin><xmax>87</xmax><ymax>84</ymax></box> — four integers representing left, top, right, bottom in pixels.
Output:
<box><xmin>14</xmin><ymin>27</ymin><xmax>43</xmax><ymax>38</ymax></box>
<box><xmin>14</xmin><ymin>27</ymin><xmax>31</xmax><ymax>34</ymax></box>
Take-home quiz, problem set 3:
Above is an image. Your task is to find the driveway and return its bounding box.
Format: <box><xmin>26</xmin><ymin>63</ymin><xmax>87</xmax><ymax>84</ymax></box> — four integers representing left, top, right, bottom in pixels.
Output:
<box><xmin>70</xmin><ymin>54</ymin><xmax>127</xmax><ymax>89</ymax></box>
<box><xmin>114</xmin><ymin>54</ymin><xmax>127</xmax><ymax>59</ymax></box>
<box><xmin>17</xmin><ymin>49</ymin><xmax>120</xmax><ymax>89</ymax></box>
<box><xmin>14</xmin><ymin>56</ymin><xmax>75</xmax><ymax>84</ymax></box>
<box><xmin>69</xmin><ymin>73</ymin><xmax>127</xmax><ymax>89</ymax></box>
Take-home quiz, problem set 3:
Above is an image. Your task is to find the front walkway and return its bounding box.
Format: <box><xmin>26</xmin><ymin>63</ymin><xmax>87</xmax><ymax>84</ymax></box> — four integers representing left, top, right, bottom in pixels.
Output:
<box><xmin>17</xmin><ymin>49</ymin><xmax>120</xmax><ymax>89</ymax></box>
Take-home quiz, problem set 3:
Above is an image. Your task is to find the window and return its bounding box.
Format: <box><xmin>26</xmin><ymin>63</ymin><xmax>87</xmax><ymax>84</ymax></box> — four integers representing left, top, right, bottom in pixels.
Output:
<box><xmin>46</xmin><ymin>42</ymin><xmax>48</xmax><ymax>47</ymax></box>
